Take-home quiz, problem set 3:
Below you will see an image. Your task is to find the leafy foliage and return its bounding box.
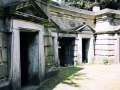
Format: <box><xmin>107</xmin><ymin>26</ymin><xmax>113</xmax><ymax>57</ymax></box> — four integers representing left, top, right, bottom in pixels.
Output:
<box><xmin>102</xmin><ymin>57</ymin><xmax>108</xmax><ymax>65</ymax></box>
<box><xmin>66</xmin><ymin>0</ymin><xmax>120</xmax><ymax>10</ymax></box>
<box><xmin>66</xmin><ymin>0</ymin><xmax>93</xmax><ymax>10</ymax></box>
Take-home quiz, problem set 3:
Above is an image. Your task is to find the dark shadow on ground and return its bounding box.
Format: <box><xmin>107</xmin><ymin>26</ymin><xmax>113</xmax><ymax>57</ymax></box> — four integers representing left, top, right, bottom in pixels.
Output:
<box><xmin>39</xmin><ymin>66</ymin><xmax>88</xmax><ymax>90</ymax></box>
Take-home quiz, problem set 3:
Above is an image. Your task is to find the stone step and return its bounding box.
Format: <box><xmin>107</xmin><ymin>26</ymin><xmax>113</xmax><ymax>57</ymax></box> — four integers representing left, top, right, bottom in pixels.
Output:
<box><xmin>22</xmin><ymin>85</ymin><xmax>40</xmax><ymax>90</ymax></box>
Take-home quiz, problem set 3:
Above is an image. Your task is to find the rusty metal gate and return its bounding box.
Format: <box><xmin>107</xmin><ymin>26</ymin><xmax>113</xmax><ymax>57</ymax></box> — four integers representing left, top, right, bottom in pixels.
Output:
<box><xmin>58</xmin><ymin>37</ymin><xmax>77</xmax><ymax>66</ymax></box>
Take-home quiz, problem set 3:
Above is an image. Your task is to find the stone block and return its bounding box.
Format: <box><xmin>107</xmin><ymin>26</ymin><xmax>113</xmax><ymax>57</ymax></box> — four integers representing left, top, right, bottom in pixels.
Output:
<box><xmin>95</xmin><ymin>45</ymin><xmax>115</xmax><ymax>50</ymax></box>
<box><xmin>95</xmin><ymin>45</ymin><xmax>98</xmax><ymax>49</ymax></box>
<box><xmin>95</xmin><ymin>50</ymin><xmax>100</xmax><ymax>55</ymax></box>
<box><xmin>0</xmin><ymin>19</ymin><xmax>5</xmax><ymax>31</ymax></box>
<box><xmin>108</xmin><ymin>45</ymin><xmax>115</xmax><ymax>50</ymax></box>
<box><xmin>44</xmin><ymin>28</ymin><xmax>51</xmax><ymax>35</ymax></box>
<box><xmin>50</xmin><ymin>12</ymin><xmax>58</xmax><ymax>16</ymax></box>
<box><xmin>0</xmin><ymin>64</ymin><xmax>4</xmax><ymax>78</ymax></box>
<box><xmin>95</xmin><ymin>40</ymin><xmax>102</xmax><ymax>44</ymax></box>
<box><xmin>98</xmin><ymin>50</ymin><xmax>115</xmax><ymax>56</ymax></box>
<box><xmin>96</xmin><ymin>35</ymin><xmax>107</xmax><ymax>39</ymax></box>
<box><xmin>3</xmin><ymin>63</ymin><xmax>7</xmax><ymax>77</ymax></box>
<box><xmin>108</xmin><ymin>40</ymin><xmax>115</xmax><ymax>44</ymax></box>
<box><xmin>96</xmin><ymin>50</ymin><xmax>106</xmax><ymax>56</ymax></box>
<box><xmin>2</xmin><ymin>34</ymin><xmax>7</xmax><ymax>47</ymax></box>
<box><xmin>44</xmin><ymin>37</ymin><xmax>52</xmax><ymax>46</ymax></box>
<box><xmin>0</xmin><ymin>33</ymin><xmax>2</xmax><ymax>47</ymax></box>
<box><xmin>108</xmin><ymin>51</ymin><xmax>114</xmax><ymax>56</ymax></box>
<box><xmin>99</xmin><ymin>50</ymin><xmax>104</xmax><ymax>55</ymax></box>
<box><xmin>45</xmin><ymin>47</ymin><xmax>54</xmax><ymax>56</ymax></box>
<box><xmin>95</xmin><ymin>39</ymin><xmax>115</xmax><ymax>45</ymax></box>
<box><xmin>102</xmin><ymin>51</ymin><xmax>107</xmax><ymax>55</ymax></box>
<box><xmin>95</xmin><ymin>45</ymin><xmax>102</xmax><ymax>49</ymax></box>
<box><xmin>103</xmin><ymin>45</ymin><xmax>108</xmax><ymax>50</ymax></box>
<box><xmin>96</xmin><ymin>34</ymin><xmax>116</xmax><ymax>40</ymax></box>
<box><xmin>45</xmin><ymin>56</ymin><xmax>55</xmax><ymax>67</ymax></box>
<box><xmin>2</xmin><ymin>48</ymin><xmax>7</xmax><ymax>62</ymax></box>
<box><xmin>95</xmin><ymin>50</ymin><xmax>106</xmax><ymax>55</ymax></box>
<box><xmin>0</xmin><ymin>49</ymin><xmax>2</xmax><ymax>63</ymax></box>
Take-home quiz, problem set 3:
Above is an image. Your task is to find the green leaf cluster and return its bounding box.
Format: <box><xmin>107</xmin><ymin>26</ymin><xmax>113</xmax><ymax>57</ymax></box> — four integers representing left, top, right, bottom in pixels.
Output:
<box><xmin>66</xmin><ymin>0</ymin><xmax>120</xmax><ymax>10</ymax></box>
<box><xmin>67</xmin><ymin>0</ymin><xmax>93</xmax><ymax>10</ymax></box>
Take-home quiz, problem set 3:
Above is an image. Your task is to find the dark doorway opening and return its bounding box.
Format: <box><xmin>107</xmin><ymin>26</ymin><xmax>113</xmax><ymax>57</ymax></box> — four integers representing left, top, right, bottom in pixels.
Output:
<box><xmin>82</xmin><ymin>38</ymin><xmax>90</xmax><ymax>63</ymax></box>
<box><xmin>20</xmin><ymin>31</ymin><xmax>39</xmax><ymax>87</ymax></box>
<box><xmin>58</xmin><ymin>37</ymin><xmax>75</xmax><ymax>67</ymax></box>
<box><xmin>20</xmin><ymin>32</ymin><xmax>29</xmax><ymax>86</ymax></box>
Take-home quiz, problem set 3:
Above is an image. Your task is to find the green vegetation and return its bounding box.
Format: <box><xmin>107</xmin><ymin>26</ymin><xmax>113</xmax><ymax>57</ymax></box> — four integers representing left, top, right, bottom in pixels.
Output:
<box><xmin>66</xmin><ymin>0</ymin><xmax>120</xmax><ymax>10</ymax></box>
<box><xmin>39</xmin><ymin>66</ymin><xmax>84</xmax><ymax>90</ymax></box>
<box><xmin>102</xmin><ymin>57</ymin><xmax>108</xmax><ymax>65</ymax></box>
<box><xmin>66</xmin><ymin>0</ymin><xmax>93</xmax><ymax>10</ymax></box>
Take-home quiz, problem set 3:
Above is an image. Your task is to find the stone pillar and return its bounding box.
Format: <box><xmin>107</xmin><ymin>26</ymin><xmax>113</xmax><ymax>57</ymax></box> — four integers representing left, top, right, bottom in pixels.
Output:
<box><xmin>39</xmin><ymin>28</ymin><xmax>45</xmax><ymax>82</ymax></box>
<box><xmin>12</xmin><ymin>29</ymin><xmax>21</xmax><ymax>90</ymax></box>
<box><xmin>92</xmin><ymin>1</ymin><xmax>100</xmax><ymax>12</ymax></box>
<box><xmin>88</xmin><ymin>36</ymin><xmax>94</xmax><ymax>63</ymax></box>
<box><xmin>78</xmin><ymin>34</ymin><xmax>82</xmax><ymax>63</ymax></box>
<box><xmin>0</xmin><ymin>33</ymin><xmax>8</xmax><ymax>82</ymax></box>
<box><xmin>51</xmin><ymin>32</ymin><xmax>59</xmax><ymax>66</ymax></box>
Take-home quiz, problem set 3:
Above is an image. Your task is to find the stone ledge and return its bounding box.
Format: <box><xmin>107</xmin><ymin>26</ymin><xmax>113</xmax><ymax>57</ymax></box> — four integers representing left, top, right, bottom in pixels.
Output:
<box><xmin>0</xmin><ymin>79</ymin><xmax>10</xmax><ymax>90</ymax></box>
<box><xmin>22</xmin><ymin>85</ymin><xmax>41</xmax><ymax>90</ymax></box>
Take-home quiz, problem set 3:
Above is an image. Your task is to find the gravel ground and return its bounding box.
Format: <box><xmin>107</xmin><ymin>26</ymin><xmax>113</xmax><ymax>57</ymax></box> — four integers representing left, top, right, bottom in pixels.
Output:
<box><xmin>53</xmin><ymin>64</ymin><xmax>120</xmax><ymax>90</ymax></box>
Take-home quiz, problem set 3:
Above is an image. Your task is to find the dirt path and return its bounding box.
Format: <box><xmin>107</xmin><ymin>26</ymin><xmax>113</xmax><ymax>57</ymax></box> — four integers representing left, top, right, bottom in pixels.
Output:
<box><xmin>53</xmin><ymin>64</ymin><xmax>120</xmax><ymax>90</ymax></box>
<box><xmin>82</xmin><ymin>64</ymin><xmax>120</xmax><ymax>90</ymax></box>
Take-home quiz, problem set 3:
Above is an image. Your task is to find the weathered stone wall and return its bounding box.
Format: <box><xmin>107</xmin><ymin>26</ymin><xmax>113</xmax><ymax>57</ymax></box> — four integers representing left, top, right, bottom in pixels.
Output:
<box><xmin>95</xmin><ymin>15</ymin><xmax>113</xmax><ymax>32</ymax></box>
<box><xmin>49</xmin><ymin>4</ymin><xmax>96</xmax><ymax>64</ymax></box>
<box><xmin>94</xmin><ymin>11</ymin><xmax>120</xmax><ymax>63</ymax></box>
<box><xmin>50</xmin><ymin>4</ymin><xmax>95</xmax><ymax>30</ymax></box>
<box><xmin>44</xmin><ymin>28</ymin><xmax>55</xmax><ymax>67</ymax></box>
<box><xmin>95</xmin><ymin>14</ymin><xmax>120</xmax><ymax>32</ymax></box>
<box><xmin>0</xmin><ymin>19</ymin><xmax>8</xmax><ymax>81</ymax></box>
<box><xmin>95</xmin><ymin>34</ymin><xmax>117</xmax><ymax>63</ymax></box>
<box><xmin>44</xmin><ymin>27</ymin><xmax>58</xmax><ymax>79</ymax></box>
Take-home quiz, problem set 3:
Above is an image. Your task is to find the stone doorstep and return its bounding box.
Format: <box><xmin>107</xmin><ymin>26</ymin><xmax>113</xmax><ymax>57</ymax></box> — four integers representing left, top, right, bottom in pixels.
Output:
<box><xmin>0</xmin><ymin>79</ymin><xmax>10</xmax><ymax>90</ymax></box>
<box><xmin>22</xmin><ymin>85</ymin><xmax>40</xmax><ymax>90</ymax></box>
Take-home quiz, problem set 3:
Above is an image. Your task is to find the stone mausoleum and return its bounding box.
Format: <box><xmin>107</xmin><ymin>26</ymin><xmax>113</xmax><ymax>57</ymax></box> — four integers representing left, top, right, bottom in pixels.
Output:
<box><xmin>0</xmin><ymin>0</ymin><xmax>120</xmax><ymax>90</ymax></box>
